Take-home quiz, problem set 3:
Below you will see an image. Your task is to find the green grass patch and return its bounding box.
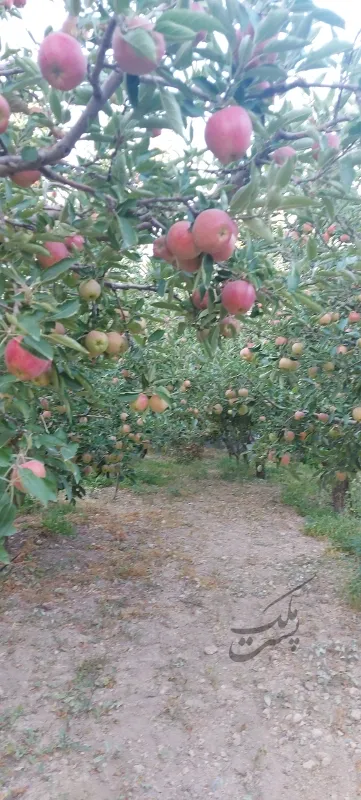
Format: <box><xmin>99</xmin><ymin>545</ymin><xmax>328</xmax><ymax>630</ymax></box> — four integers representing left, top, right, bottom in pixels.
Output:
<box><xmin>41</xmin><ymin>504</ymin><xmax>75</xmax><ymax>537</ymax></box>
<box><xmin>215</xmin><ymin>455</ymin><xmax>252</xmax><ymax>482</ymax></box>
<box><xmin>274</xmin><ymin>464</ymin><xmax>361</xmax><ymax>608</ymax></box>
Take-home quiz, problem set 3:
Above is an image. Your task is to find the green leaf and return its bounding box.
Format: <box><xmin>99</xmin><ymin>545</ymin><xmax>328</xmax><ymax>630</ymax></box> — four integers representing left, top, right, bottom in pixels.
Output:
<box><xmin>125</xmin><ymin>74</ymin><xmax>139</xmax><ymax>109</ymax></box>
<box><xmin>20</xmin><ymin>145</ymin><xmax>38</xmax><ymax>162</ymax></box>
<box><xmin>38</xmin><ymin>258</ymin><xmax>74</xmax><ymax>283</ymax></box>
<box><xmin>17</xmin><ymin>313</ymin><xmax>42</xmax><ymax>340</ymax></box>
<box><xmin>123</xmin><ymin>28</ymin><xmax>157</xmax><ymax>63</ymax></box>
<box><xmin>60</xmin><ymin>443</ymin><xmax>78</xmax><ymax>461</ymax></box>
<box><xmin>243</xmin><ymin>218</ymin><xmax>274</xmax><ymax>244</ymax></box>
<box><xmin>16</xmin><ymin>469</ymin><xmax>57</xmax><ymax>506</ymax></box>
<box><xmin>274</xmin><ymin>156</ymin><xmax>295</xmax><ymax>189</ymax></box>
<box><xmin>0</xmin><ymin>447</ymin><xmax>13</xmax><ymax>468</ymax></box>
<box><xmin>301</xmin><ymin>39</ymin><xmax>352</xmax><ymax>65</ymax></box>
<box><xmin>148</xmin><ymin>329</ymin><xmax>165</xmax><ymax>343</ymax></box>
<box><xmin>0</xmin><ymin>495</ymin><xmax>16</xmax><ymax>541</ymax></box>
<box><xmin>278</xmin><ymin>196</ymin><xmax>314</xmax><ymax>209</ymax></box>
<box><xmin>307</xmin><ymin>237</ymin><xmax>317</xmax><ymax>260</ymax></box>
<box><xmin>154</xmin><ymin>20</ymin><xmax>195</xmax><ymax>41</ymax></box>
<box><xmin>230</xmin><ymin>176</ymin><xmax>259</xmax><ymax>213</ymax></box>
<box><xmin>312</xmin><ymin>8</ymin><xmax>345</xmax><ymax>28</ymax></box>
<box><xmin>49</xmin><ymin>89</ymin><xmax>62</xmax><ymax>122</ymax></box>
<box><xmin>253</xmin><ymin>10</ymin><xmax>288</xmax><ymax>44</ymax></box>
<box><xmin>51</xmin><ymin>299</ymin><xmax>80</xmax><ymax>320</ymax></box>
<box><xmin>118</xmin><ymin>217</ymin><xmax>138</xmax><ymax>248</ymax></box>
<box><xmin>0</xmin><ymin>544</ymin><xmax>10</xmax><ymax>564</ymax></box>
<box><xmin>0</xmin><ymin>374</ymin><xmax>19</xmax><ymax>391</ymax></box>
<box><xmin>159</xmin><ymin>89</ymin><xmax>184</xmax><ymax>138</ymax></box>
<box><xmin>47</xmin><ymin>333</ymin><xmax>89</xmax><ymax>355</ymax></box>
<box><xmin>263</xmin><ymin>37</ymin><xmax>310</xmax><ymax>53</ymax></box>
<box><xmin>156</xmin><ymin>9</ymin><xmax>226</xmax><ymax>35</ymax></box>
<box><xmin>23</xmin><ymin>336</ymin><xmax>54</xmax><ymax>360</ymax></box>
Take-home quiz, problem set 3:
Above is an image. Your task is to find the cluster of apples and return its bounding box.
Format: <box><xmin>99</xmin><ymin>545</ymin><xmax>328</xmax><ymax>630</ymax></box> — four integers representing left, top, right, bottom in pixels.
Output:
<box><xmin>153</xmin><ymin>208</ymin><xmax>240</xmax><ymax>273</ymax></box>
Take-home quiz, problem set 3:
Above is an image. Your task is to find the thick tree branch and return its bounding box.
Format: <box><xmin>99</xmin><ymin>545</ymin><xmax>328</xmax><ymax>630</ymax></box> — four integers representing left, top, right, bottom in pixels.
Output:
<box><xmin>89</xmin><ymin>18</ymin><xmax>117</xmax><ymax>100</ymax></box>
<box><xmin>0</xmin><ymin>67</ymin><xmax>123</xmax><ymax>177</ymax></box>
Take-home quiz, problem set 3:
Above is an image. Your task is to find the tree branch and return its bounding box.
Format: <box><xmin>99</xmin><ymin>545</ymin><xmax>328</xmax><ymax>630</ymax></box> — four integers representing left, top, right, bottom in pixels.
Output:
<box><xmin>264</xmin><ymin>79</ymin><xmax>361</xmax><ymax>98</ymax></box>
<box><xmin>0</xmin><ymin>65</ymin><xmax>123</xmax><ymax>177</ymax></box>
<box><xmin>88</xmin><ymin>17</ymin><xmax>117</xmax><ymax>100</ymax></box>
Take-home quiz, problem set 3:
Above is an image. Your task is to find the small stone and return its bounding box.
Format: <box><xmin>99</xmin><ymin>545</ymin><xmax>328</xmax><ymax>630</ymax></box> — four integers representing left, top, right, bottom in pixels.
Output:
<box><xmin>321</xmin><ymin>755</ymin><xmax>331</xmax><ymax>767</ymax></box>
<box><xmin>134</xmin><ymin>764</ymin><xmax>144</xmax><ymax>773</ymax></box>
<box><xmin>293</xmin><ymin>713</ymin><xmax>303</xmax><ymax>723</ymax></box>
<box><xmin>204</xmin><ymin>645</ymin><xmax>218</xmax><ymax>655</ymax></box>
<box><xmin>349</xmin><ymin>687</ymin><xmax>360</xmax><ymax>697</ymax></box>
<box><xmin>350</xmin><ymin>709</ymin><xmax>361</xmax><ymax>721</ymax></box>
<box><xmin>233</xmin><ymin>733</ymin><xmax>241</xmax><ymax>746</ymax></box>
<box><xmin>54</xmin><ymin>587</ymin><xmax>65</xmax><ymax>595</ymax></box>
<box><xmin>312</xmin><ymin>728</ymin><xmax>323</xmax><ymax>739</ymax></box>
<box><xmin>302</xmin><ymin>760</ymin><xmax>316</xmax><ymax>770</ymax></box>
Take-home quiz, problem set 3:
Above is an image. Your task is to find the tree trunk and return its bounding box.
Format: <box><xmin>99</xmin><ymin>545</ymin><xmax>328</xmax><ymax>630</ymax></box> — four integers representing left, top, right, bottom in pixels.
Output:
<box><xmin>331</xmin><ymin>478</ymin><xmax>349</xmax><ymax>513</ymax></box>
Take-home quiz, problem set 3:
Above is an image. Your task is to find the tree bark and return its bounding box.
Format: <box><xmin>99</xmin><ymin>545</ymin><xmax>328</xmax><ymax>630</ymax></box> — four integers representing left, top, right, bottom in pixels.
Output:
<box><xmin>331</xmin><ymin>478</ymin><xmax>349</xmax><ymax>513</ymax></box>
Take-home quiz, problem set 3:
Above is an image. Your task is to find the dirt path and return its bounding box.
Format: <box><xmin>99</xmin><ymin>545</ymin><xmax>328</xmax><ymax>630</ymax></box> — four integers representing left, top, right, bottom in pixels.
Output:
<box><xmin>1</xmin><ymin>472</ymin><xmax>361</xmax><ymax>800</ymax></box>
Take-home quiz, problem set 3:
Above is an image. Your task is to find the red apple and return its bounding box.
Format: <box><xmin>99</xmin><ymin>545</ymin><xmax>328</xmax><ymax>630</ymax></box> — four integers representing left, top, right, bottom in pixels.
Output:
<box><xmin>112</xmin><ymin>17</ymin><xmax>165</xmax><ymax>76</ymax></box>
<box><xmin>106</xmin><ymin>332</ymin><xmax>129</xmax><ymax>355</ymax></box>
<box><xmin>275</xmin><ymin>336</ymin><xmax>287</xmax><ymax>346</ymax></box>
<box><xmin>12</xmin><ymin>460</ymin><xmax>46</xmax><ymax>492</ymax></box>
<box><xmin>0</xmin><ymin>95</ymin><xmax>10</xmax><ymax>134</ymax></box>
<box><xmin>166</xmin><ymin>220</ymin><xmax>200</xmax><ymax>260</ymax></box>
<box><xmin>221</xmin><ymin>279</ymin><xmax>256</xmax><ymax>314</ymax></box>
<box><xmin>149</xmin><ymin>394</ymin><xmax>168</xmax><ymax>413</ymax></box>
<box><xmin>11</xmin><ymin>170</ymin><xmax>41</xmax><ymax>188</ymax></box>
<box><xmin>326</xmin><ymin>131</ymin><xmax>340</xmax><ymax>150</ymax></box>
<box><xmin>151</xmin><ymin>128</ymin><xmax>162</xmax><ymax>137</ymax></box>
<box><xmin>153</xmin><ymin>235</ymin><xmax>175</xmax><ymax>264</ymax></box>
<box><xmin>53</xmin><ymin>322</ymin><xmax>66</xmax><ymax>334</ymax></box>
<box><xmin>340</xmin><ymin>233</ymin><xmax>350</xmax><ymax>243</ymax></box>
<box><xmin>61</xmin><ymin>14</ymin><xmax>78</xmax><ymax>36</ymax></box>
<box><xmin>205</xmin><ymin>106</ymin><xmax>253</xmax><ymax>165</ymax></box>
<box><xmin>37</xmin><ymin>241</ymin><xmax>69</xmax><ymax>269</ymax></box>
<box><xmin>64</xmin><ymin>234</ymin><xmax>84</xmax><ymax>251</ymax></box>
<box><xmin>38</xmin><ymin>32</ymin><xmax>87</xmax><ymax>91</ymax></box>
<box><xmin>192</xmin><ymin>209</ymin><xmax>236</xmax><ymax>257</ymax></box>
<box><xmin>219</xmin><ymin>316</ymin><xmax>240</xmax><ymax>337</ymax></box>
<box><xmin>131</xmin><ymin>393</ymin><xmax>149</xmax><ymax>412</ymax></box>
<box><xmin>192</xmin><ymin>288</ymin><xmax>209</xmax><ymax>310</ymax></box>
<box><xmin>175</xmin><ymin>256</ymin><xmax>201</xmax><ymax>273</ymax></box>
<box><xmin>5</xmin><ymin>337</ymin><xmax>52</xmax><ymax>381</ymax></box>
<box><xmin>348</xmin><ymin>311</ymin><xmax>360</xmax><ymax>323</ymax></box>
<box><xmin>271</xmin><ymin>146</ymin><xmax>296</xmax><ymax>165</ymax></box>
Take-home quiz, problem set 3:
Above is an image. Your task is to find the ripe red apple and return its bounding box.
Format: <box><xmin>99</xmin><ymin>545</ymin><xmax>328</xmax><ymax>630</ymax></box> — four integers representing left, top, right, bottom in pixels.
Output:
<box><xmin>303</xmin><ymin>223</ymin><xmax>313</xmax><ymax>233</ymax></box>
<box><xmin>166</xmin><ymin>221</ymin><xmax>200</xmax><ymax>261</ymax></box>
<box><xmin>316</xmin><ymin>413</ymin><xmax>329</xmax><ymax>423</ymax></box>
<box><xmin>340</xmin><ymin>233</ymin><xmax>350</xmax><ymax>243</ymax></box>
<box><xmin>64</xmin><ymin>233</ymin><xmax>84</xmax><ymax>251</ymax></box>
<box><xmin>205</xmin><ymin>106</ymin><xmax>253</xmax><ymax>164</ymax></box>
<box><xmin>53</xmin><ymin>322</ymin><xmax>66</xmax><ymax>334</ymax></box>
<box><xmin>12</xmin><ymin>459</ymin><xmax>46</xmax><ymax>492</ymax></box>
<box><xmin>120</xmin><ymin>412</ymin><xmax>128</xmax><ymax>421</ymax></box>
<box><xmin>192</xmin><ymin>209</ymin><xmax>236</xmax><ymax>257</ymax></box>
<box><xmin>40</xmin><ymin>397</ymin><xmax>49</xmax><ymax>410</ymax></box>
<box><xmin>79</xmin><ymin>279</ymin><xmax>101</xmax><ymax>301</ymax></box>
<box><xmin>5</xmin><ymin>337</ymin><xmax>52</xmax><ymax>381</ymax></box>
<box><xmin>112</xmin><ymin>17</ymin><xmax>165</xmax><ymax>76</ymax></box>
<box><xmin>322</xmin><ymin>232</ymin><xmax>330</xmax><ymax>244</ymax></box>
<box><xmin>151</xmin><ymin>128</ymin><xmax>162</xmax><ymax>137</ymax></box>
<box><xmin>131</xmin><ymin>393</ymin><xmax>149</xmax><ymax>413</ymax></box>
<box><xmin>11</xmin><ymin>170</ymin><xmax>41</xmax><ymax>188</ymax></box>
<box><xmin>284</xmin><ymin>430</ymin><xmax>295</xmax><ymax>442</ymax></box>
<box><xmin>348</xmin><ymin>311</ymin><xmax>360</xmax><ymax>323</ymax></box>
<box><xmin>106</xmin><ymin>332</ymin><xmax>128</xmax><ymax>355</ymax></box>
<box><xmin>294</xmin><ymin>411</ymin><xmax>305</xmax><ymax>421</ymax></box>
<box><xmin>337</xmin><ymin>344</ymin><xmax>348</xmax><ymax>354</ymax></box>
<box><xmin>153</xmin><ymin>235</ymin><xmax>175</xmax><ymax>264</ymax></box>
<box><xmin>212</xmin><ymin>233</ymin><xmax>237</xmax><ymax>261</ymax></box>
<box><xmin>280</xmin><ymin>453</ymin><xmax>291</xmax><ymax>466</ymax></box>
<box><xmin>240</xmin><ymin>347</ymin><xmax>253</xmax><ymax>361</ymax></box>
<box><xmin>299</xmin><ymin>431</ymin><xmax>307</xmax><ymax>441</ymax></box>
<box><xmin>37</xmin><ymin>241</ymin><xmax>69</xmax><ymax>269</ymax></box>
<box><xmin>221</xmin><ymin>279</ymin><xmax>256</xmax><ymax>315</ymax></box>
<box><xmin>327</xmin><ymin>223</ymin><xmax>337</xmax><ymax>235</ymax></box>
<box><xmin>149</xmin><ymin>394</ymin><xmax>168</xmax><ymax>413</ymax></box>
<box><xmin>122</xmin><ymin>424</ymin><xmax>131</xmax><ymax>434</ymax></box>
<box><xmin>326</xmin><ymin>131</ymin><xmax>340</xmax><ymax>150</ymax></box>
<box><xmin>175</xmin><ymin>257</ymin><xmax>201</xmax><ymax>273</ymax></box>
<box><xmin>14</xmin><ymin>0</ymin><xmax>26</xmax><ymax>6</ymax></box>
<box><xmin>220</xmin><ymin>316</ymin><xmax>240</xmax><ymax>337</ymax></box>
<box><xmin>85</xmin><ymin>330</ymin><xmax>108</xmax><ymax>355</ymax></box>
<box><xmin>41</xmin><ymin>410</ymin><xmax>52</xmax><ymax>420</ymax></box>
<box><xmin>192</xmin><ymin>288</ymin><xmax>209</xmax><ymax>309</ymax></box>
<box><xmin>0</xmin><ymin>95</ymin><xmax>10</xmax><ymax>134</ymax></box>
<box><xmin>38</xmin><ymin>32</ymin><xmax>87</xmax><ymax>91</ymax></box>
<box><xmin>271</xmin><ymin>146</ymin><xmax>296</xmax><ymax>165</ymax></box>
<box><xmin>275</xmin><ymin>336</ymin><xmax>287</xmax><ymax>346</ymax></box>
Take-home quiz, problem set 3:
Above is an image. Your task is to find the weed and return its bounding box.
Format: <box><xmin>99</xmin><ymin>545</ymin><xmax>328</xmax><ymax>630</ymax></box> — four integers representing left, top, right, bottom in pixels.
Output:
<box><xmin>41</xmin><ymin>504</ymin><xmax>75</xmax><ymax>537</ymax></box>
<box><xmin>216</xmin><ymin>455</ymin><xmax>251</xmax><ymax>482</ymax></box>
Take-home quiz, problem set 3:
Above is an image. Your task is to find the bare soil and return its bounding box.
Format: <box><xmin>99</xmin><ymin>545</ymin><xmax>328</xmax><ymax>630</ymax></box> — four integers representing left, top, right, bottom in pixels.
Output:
<box><xmin>1</xmin><ymin>464</ymin><xmax>361</xmax><ymax>800</ymax></box>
